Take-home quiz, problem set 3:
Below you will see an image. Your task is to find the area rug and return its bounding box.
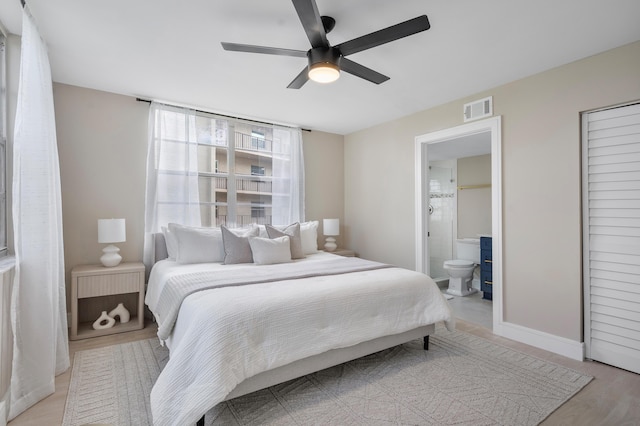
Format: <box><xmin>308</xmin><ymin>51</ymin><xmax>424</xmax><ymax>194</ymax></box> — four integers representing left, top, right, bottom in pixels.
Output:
<box><xmin>62</xmin><ymin>327</ymin><xmax>592</xmax><ymax>425</ymax></box>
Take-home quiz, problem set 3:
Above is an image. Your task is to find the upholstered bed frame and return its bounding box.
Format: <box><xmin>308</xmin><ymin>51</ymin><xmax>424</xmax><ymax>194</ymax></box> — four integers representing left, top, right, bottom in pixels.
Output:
<box><xmin>150</xmin><ymin>233</ymin><xmax>433</xmax><ymax>425</ymax></box>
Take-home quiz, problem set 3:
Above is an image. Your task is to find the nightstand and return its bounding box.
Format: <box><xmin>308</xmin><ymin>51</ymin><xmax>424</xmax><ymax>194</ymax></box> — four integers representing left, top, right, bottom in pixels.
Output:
<box><xmin>329</xmin><ymin>249</ymin><xmax>356</xmax><ymax>257</ymax></box>
<box><xmin>70</xmin><ymin>262</ymin><xmax>145</xmax><ymax>340</ymax></box>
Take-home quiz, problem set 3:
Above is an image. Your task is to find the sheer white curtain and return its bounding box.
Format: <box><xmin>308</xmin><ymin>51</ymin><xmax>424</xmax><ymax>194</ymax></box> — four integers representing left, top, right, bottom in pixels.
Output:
<box><xmin>9</xmin><ymin>5</ymin><xmax>69</xmax><ymax>420</ymax></box>
<box><xmin>143</xmin><ymin>105</ymin><xmax>306</xmax><ymax>268</ymax></box>
<box><xmin>272</xmin><ymin>126</ymin><xmax>305</xmax><ymax>225</ymax></box>
<box><xmin>143</xmin><ymin>102</ymin><xmax>201</xmax><ymax>270</ymax></box>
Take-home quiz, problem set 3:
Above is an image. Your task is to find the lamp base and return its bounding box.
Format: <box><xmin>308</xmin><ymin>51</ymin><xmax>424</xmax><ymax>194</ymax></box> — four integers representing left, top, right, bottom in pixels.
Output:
<box><xmin>324</xmin><ymin>237</ymin><xmax>337</xmax><ymax>252</ymax></box>
<box><xmin>100</xmin><ymin>245</ymin><xmax>122</xmax><ymax>267</ymax></box>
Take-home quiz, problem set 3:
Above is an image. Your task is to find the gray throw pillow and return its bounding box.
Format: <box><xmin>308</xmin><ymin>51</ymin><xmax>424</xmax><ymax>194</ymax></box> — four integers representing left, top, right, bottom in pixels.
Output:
<box><xmin>221</xmin><ymin>225</ymin><xmax>257</xmax><ymax>264</ymax></box>
<box><xmin>266</xmin><ymin>223</ymin><xmax>305</xmax><ymax>259</ymax></box>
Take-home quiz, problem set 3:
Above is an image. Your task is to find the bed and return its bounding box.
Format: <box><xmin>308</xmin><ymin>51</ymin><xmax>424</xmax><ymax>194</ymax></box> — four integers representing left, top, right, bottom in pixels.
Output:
<box><xmin>145</xmin><ymin>223</ymin><xmax>454</xmax><ymax>426</ymax></box>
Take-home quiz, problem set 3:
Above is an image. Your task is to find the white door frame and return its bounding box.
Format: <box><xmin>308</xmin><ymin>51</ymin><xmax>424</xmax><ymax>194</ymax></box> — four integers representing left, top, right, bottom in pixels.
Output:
<box><xmin>415</xmin><ymin>116</ymin><xmax>503</xmax><ymax>329</ymax></box>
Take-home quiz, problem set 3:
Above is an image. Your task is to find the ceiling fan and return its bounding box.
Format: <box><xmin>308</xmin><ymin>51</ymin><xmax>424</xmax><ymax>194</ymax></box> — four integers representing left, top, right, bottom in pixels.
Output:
<box><xmin>221</xmin><ymin>0</ymin><xmax>430</xmax><ymax>89</ymax></box>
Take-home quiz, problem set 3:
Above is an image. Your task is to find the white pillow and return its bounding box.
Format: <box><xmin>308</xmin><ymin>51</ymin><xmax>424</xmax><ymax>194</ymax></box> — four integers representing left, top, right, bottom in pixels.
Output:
<box><xmin>161</xmin><ymin>226</ymin><xmax>178</xmax><ymax>261</ymax></box>
<box><xmin>266</xmin><ymin>223</ymin><xmax>304</xmax><ymax>259</ymax></box>
<box><xmin>300</xmin><ymin>221</ymin><xmax>319</xmax><ymax>254</ymax></box>
<box><xmin>168</xmin><ymin>223</ymin><xmax>224</xmax><ymax>264</ymax></box>
<box><xmin>249</xmin><ymin>236</ymin><xmax>292</xmax><ymax>265</ymax></box>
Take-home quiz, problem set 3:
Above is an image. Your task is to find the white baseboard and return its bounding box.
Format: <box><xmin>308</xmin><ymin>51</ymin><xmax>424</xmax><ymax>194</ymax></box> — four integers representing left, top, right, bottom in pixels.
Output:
<box><xmin>494</xmin><ymin>321</ymin><xmax>585</xmax><ymax>361</ymax></box>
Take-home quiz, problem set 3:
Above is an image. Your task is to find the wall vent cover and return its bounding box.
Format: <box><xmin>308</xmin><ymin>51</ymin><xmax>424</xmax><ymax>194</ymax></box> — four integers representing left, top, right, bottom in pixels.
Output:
<box><xmin>463</xmin><ymin>96</ymin><xmax>493</xmax><ymax>122</ymax></box>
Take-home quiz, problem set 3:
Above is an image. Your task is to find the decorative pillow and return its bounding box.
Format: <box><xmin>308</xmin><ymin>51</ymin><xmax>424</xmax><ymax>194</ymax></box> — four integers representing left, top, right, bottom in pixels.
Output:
<box><xmin>266</xmin><ymin>223</ymin><xmax>304</xmax><ymax>259</ymax></box>
<box><xmin>161</xmin><ymin>226</ymin><xmax>178</xmax><ymax>261</ymax></box>
<box><xmin>300</xmin><ymin>220</ymin><xmax>319</xmax><ymax>254</ymax></box>
<box><xmin>255</xmin><ymin>224</ymin><xmax>269</xmax><ymax>238</ymax></box>
<box><xmin>249</xmin><ymin>236</ymin><xmax>292</xmax><ymax>265</ymax></box>
<box><xmin>168</xmin><ymin>223</ymin><xmax>224</xmax><ymax>264</ymax></box>
<box><xmin>221</xmin><ymin>225</ymin><xmax>259</xmax><ymax>264</ymax></box>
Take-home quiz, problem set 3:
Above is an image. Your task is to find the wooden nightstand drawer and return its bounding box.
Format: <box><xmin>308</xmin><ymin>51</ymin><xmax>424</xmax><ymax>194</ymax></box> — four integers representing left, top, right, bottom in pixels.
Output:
<box><xmin>77</xmin><ymin>272</ymin><xmax>141</xmax><ymax>298</ymax></box>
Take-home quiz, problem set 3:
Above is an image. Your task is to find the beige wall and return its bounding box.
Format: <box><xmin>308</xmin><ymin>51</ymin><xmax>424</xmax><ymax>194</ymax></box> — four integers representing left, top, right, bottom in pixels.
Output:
<box><xmin>54</xmin><ymin>84</ymin><xmax>149</xmax><ymax>301</ymax></box>
<box><xmin>457</xmin><ymin>154</ymin><xmax>492</xmax><ymax>238</ymax></box>
<box><xmin>345</xmin><ymin>41</ymin><xmax>640</xmax><ymax>342</ymax></box>
<box><xmin>302</xmin><ymin>129</ymin><xmax>346</xmax><ymax>248</ymax></box>
<box><xmin>52</xmin><ymin>84</ymin><xmax>345</xmax><ymax>305</ymax></box>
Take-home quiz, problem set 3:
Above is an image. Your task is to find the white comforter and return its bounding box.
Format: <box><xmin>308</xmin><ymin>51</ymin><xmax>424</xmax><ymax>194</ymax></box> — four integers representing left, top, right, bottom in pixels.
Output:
<box><xmin>146</xmin><ymin>252</ymin><xmax>454</xmax><ymax>426</ymax></box>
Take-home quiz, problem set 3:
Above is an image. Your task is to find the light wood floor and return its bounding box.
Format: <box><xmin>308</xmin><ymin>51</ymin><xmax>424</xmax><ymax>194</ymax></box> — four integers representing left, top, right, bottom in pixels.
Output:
<box><xmin>7</xmin><ymin>319</ymin><xmax>640</xmax><ymax>426</ymax></box>
<box><xmin>8</xmin><ymin>322</ymin><xmax>158</xmax><ymax>426</ymax></box>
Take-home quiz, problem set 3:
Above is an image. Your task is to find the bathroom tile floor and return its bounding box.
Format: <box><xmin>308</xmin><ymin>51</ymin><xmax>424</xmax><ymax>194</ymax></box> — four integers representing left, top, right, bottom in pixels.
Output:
<box><xmin>441</xmin><ymin>288</ymin><xmax>493</xmax><ymax>330</ymax></box>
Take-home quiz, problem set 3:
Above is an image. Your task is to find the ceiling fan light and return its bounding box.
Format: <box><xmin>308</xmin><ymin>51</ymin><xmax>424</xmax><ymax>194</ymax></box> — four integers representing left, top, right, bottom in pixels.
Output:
<box><xmin>308</xmin><ymin>62</ymin><xmax>340</xmax><ymax>83</ymax></box>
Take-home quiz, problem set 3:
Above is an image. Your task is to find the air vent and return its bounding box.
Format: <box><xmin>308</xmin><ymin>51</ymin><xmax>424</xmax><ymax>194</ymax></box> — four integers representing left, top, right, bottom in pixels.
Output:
<box><xmin>463</xmin><ymin>96</ymin><xmax>493</xmax><ymax>122</ymax></box>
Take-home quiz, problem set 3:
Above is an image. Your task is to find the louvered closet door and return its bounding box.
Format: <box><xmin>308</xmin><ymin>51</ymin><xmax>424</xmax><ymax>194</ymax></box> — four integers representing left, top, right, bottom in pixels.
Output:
<box><xmin>583</xmin><ymin>102</ymin><xmax>640</xmax><ymax>374</ymax></box>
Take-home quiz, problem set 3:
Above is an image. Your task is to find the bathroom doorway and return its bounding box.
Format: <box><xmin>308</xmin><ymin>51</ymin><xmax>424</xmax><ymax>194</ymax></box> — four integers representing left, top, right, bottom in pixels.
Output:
<box><xmin>415</xmin><ymin>117</ymin><xmax>502</xmax><ymax>330</ymax></box>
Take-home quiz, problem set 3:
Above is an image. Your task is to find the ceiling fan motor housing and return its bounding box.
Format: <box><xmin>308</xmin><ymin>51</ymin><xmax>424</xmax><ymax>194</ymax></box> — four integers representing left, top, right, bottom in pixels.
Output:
<box><xmin>307</xmin><ymin>46</ymin><xmax>342</xmax><ymax>69</ymax></box>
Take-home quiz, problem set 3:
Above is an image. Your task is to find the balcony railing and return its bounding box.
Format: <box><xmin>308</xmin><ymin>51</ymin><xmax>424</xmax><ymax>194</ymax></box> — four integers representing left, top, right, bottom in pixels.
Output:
<box><xmin>214</xmin><ymin>176</ymin><xmax>227</xmax><ymax>190</ymax></box>
<box><xmin>235</xmin><ymin>132</ymin><xmax>272</xmax><ymax>153</ymax></box>
<box><xmin>236</xmin><ymin>179</ymin><xmax>272</xmax><ymax>193</ymax></box>
<box><xmin>210</xmin><ymin>176</ymin><xmax>272</xmax><ymax>193</ymax></box>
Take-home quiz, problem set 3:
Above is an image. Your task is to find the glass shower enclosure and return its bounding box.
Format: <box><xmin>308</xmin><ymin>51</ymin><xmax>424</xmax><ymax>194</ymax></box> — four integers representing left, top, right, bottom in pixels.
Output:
<box><xmin>427</xmin><ymin>161</ymin><xmax>456</xmax><ymax>282</ymax></box>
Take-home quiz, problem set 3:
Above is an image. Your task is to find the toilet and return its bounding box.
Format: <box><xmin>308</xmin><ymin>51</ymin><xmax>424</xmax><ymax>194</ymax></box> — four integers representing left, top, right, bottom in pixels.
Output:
<box><xmin>444</xmin><ymin>238</ymin><xmax>480</xmax><ymax>297</ymax></box>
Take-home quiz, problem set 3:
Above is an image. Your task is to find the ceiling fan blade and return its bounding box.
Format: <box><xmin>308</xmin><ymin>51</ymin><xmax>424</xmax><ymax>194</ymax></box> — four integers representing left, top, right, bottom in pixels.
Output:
<box><xmin>221</xmin><ymin>42</ymin><xmax>307</xmax><ymax>58</ymax></box>
<box><xmin>340</xmin><ymin>58</ymin><xmax>390</xmax><ymax>85</ymax></box>
<box><xmin>292</xmin><ymin>0</ymin><xmax>328</xmax><ymax>48</ymax></box>
<box><xmin>287</xmin><ymin>67</ymin><xmax>310</xmax><ymax>89</ymax></box>
<box><xmin>336</xmin><ymin>15</ymin><xmax>430</xmax><ymax>56</ymax></box>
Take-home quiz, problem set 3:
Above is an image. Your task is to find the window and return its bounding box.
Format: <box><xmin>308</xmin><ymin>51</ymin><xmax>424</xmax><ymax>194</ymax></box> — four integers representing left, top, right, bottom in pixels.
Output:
<box><xmin>251</xmin><ymin>130</ymin><xmax>266</xmax><ymax>150</ymax></box>
<box><xmin>198</xmin><ymin>121</ymin><xmax>274</xmax><ymax>227</ymax></box>
<box><xmin>0</xmin><ymin>32</ymin><xmax>7</xmax><ymax>257</ymax></box>
<box><xmin>251</xmin><ymin>202</ymin><xmax>265</xmax><ymax>218</ymax></box>
<box><xmin>145</xmin><ymin>103</ymin><xmax>304</xmax><ymax>238</ymax></box>
<box><xmin>251</xmin><ymin>165</ymin><xmax>265</xmax><ymax>176</ymax></box>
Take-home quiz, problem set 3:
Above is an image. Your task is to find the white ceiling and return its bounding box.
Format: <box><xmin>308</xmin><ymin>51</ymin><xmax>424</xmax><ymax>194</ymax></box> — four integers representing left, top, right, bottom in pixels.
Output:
<box><xmin>0</xmin><ymin>0</ymin><xmax>639</xmax><ymax>135</ymax></box>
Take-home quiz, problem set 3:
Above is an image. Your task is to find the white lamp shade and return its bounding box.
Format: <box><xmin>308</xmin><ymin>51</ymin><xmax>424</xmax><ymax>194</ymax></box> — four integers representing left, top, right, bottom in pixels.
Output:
<box><xmin>323</xmin><ymin>218</ymin><xmax>340</xmax><ymax>236</ymax></box>
<box><xmin>98</xmin><ymin>219</ymin><xmax>126</xmax><ymax>243</ymax></box>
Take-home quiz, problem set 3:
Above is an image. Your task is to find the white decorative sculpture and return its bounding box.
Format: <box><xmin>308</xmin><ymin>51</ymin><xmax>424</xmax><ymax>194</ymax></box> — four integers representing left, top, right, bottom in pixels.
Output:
<box><xmin>108</xmin><ymin>302</ymin><xmax>130</xmax><ymax>324</ymax></box>
<box><xmin>93</xmin><ymin>311</ymin><xmax>116</xmax><ymax>330</ymax></box>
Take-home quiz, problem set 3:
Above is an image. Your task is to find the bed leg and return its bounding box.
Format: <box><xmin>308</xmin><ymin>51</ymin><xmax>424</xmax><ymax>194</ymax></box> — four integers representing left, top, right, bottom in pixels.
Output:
<box><xmin>423</xmin><ymin>335</ymin><xmax>429</xmax><ymax>350</ymax></box>
<box><xmin>196</xmin><ymin>415</ymin><xmax>205</xmax><ymax>426</ymax></box>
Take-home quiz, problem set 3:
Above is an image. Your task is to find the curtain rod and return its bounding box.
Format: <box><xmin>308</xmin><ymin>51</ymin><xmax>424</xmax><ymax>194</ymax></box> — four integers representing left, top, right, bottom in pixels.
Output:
<box><xmin>136</xmin><ymin>98</ymin><xmax>310</xmax><ymax>132</ymax></box>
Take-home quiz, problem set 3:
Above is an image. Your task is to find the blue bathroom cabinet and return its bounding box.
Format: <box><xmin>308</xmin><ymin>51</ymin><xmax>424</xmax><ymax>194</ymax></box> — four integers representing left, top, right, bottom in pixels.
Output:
<box><xmin>480</xmin><ymin>237</ymin><xmax>493</xmax><ymax>300</ymax></box>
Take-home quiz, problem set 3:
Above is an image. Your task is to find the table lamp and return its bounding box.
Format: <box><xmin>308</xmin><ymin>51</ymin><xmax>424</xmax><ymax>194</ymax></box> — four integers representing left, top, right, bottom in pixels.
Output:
<box><xmin>323</xmin><ymin>218</ymin><xmax>339</xmax><ymax>252</ymax></box>
<box><xmin>98</xmin><ymin>218</ymin><xmax>126</xmax><ymax>267</ymax></box>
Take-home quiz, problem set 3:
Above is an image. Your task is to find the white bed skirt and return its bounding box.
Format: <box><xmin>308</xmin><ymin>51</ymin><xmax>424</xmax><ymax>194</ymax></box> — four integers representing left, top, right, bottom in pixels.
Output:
<box><xmin>226</xmin><ymin>324</ymin><xmax>434</xmax><ymax>400</ymax></box>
